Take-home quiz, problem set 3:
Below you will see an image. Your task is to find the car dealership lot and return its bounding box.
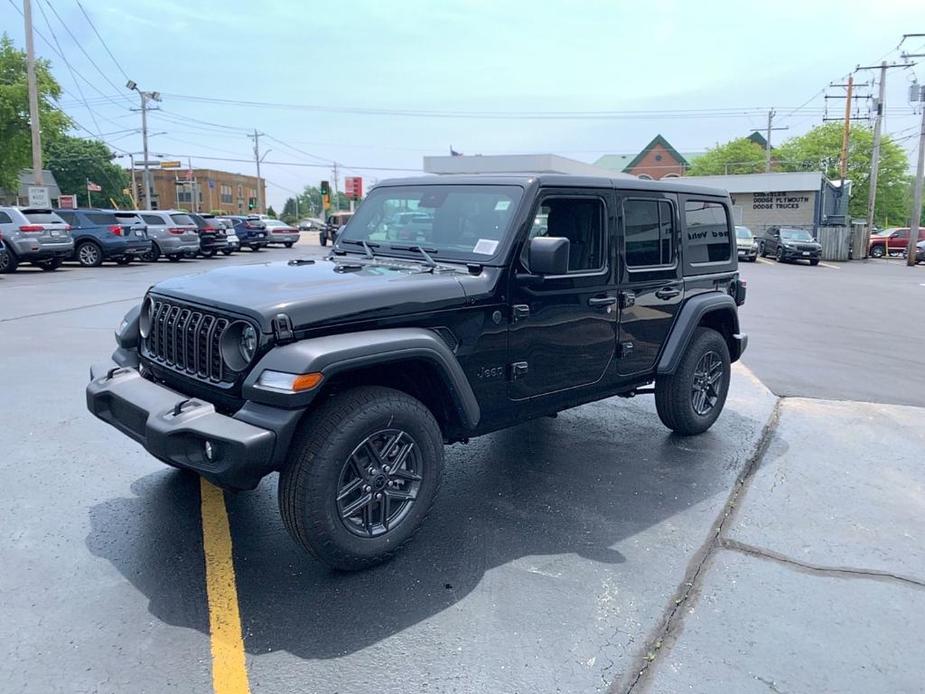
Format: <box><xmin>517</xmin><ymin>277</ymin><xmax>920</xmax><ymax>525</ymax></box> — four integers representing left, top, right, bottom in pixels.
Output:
<box><xmin>1</xmin><ymin>247</ymin><xmax>923</xmax><ymax>693</ymax></box>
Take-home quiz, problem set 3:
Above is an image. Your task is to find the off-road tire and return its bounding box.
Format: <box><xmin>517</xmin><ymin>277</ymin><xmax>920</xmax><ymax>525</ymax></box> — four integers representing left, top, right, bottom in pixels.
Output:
<box><xmin>279</xmin><ymin>386</ymin><xmax>444</xmax><ymax>571</ymax></box>
<box><xmin>76</xmin><ymin>241</ymin><xmax>103</xmax><ymax>267</ymax></box>
<box><xmin>655</xmin><ymin>327</ymin><xmax>731</xmax><ymax>436</ymax></box>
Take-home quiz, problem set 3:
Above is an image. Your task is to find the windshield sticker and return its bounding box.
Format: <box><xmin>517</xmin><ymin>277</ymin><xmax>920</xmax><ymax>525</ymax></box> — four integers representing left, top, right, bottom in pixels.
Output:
<box><xmin>494</xmin><ymin>200</ymin><xmax>511</xmax><ymax>211</ymax></box>
<box><xmin>473</xmin><ymin>239</ymin><xmax>499</xmax><ymax>255</ymax></box>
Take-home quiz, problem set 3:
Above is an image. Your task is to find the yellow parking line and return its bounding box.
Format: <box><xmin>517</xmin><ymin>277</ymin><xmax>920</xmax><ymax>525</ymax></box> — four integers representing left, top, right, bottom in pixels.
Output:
<box><xmin>200</xmin><ymin>479</ymin><xmax>251</xmax><ymax>694</ymax></box>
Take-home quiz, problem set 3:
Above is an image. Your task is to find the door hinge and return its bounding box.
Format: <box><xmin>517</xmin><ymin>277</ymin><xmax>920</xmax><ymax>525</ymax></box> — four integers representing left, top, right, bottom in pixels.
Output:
<box><xmin>618</xmin><ymin>291</ymin><xmax>635</xmax><ymax>309</ymax></box>
<box><xmin>510</xmin><ymin>361</ymin><xmax>529</xmax><ymax>380</ymax></box>
<box><xmin>512</xmin><ymin>304</ymin><xmax>530</xmax><ymax>322</ymax></box>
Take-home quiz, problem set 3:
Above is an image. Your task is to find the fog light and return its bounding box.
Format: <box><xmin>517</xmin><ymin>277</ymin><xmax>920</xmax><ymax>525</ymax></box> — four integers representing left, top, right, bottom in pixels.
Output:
<box><xmin>204</xmin><ymin>440</ymin><xmax>214</xmax><ymax>461</ymax></box>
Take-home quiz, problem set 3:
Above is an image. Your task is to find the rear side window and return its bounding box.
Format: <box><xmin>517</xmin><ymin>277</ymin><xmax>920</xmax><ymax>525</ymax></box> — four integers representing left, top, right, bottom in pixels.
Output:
<box><xmin>24</xmin><ymin>211</ymin><xmax>64</xmax><ymax>224</ymax></box>
<box><xmin>56</xmin><ymin>211</ymin><xmax>77</xmax><ymax>226</ymax></box>
<box><xmin>684</xmin><ymin>200</ymin><xmax>731</xmax><ymax>264</ymax></box>
<box><xmin>0</xmin><ymin>211</ymin><xmax>12</xmax><ymax>224</ymax></box>
<box><xmin>141</xmin><ymin>214</ymin><xmax>164</xmax><ymax>225</ymax></box>
<box><xmin>624</xmin><ymin>199</ymin><xmax>675</xmax><ymax>267</ymax></box>
<box><xmin>115</xmin><ymin>214</ymin><xmax>142</xmax><ymax>224</ymax></box>
<box><xmin>86</xmin><ymin>212</ymin><xmax>118</xmax><ymax>225</ymax></box>
<box><xmin>170</xmin><ymin>214</ymin><xmax>195</xmax><ymax>225</ymax></box>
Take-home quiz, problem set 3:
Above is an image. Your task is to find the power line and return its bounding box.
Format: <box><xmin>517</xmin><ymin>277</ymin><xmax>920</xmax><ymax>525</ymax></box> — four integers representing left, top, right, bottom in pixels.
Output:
<box><xmin>73</xmin><ymin>0</ymin><xmax>130</xmax><ymax>81</ymax></box>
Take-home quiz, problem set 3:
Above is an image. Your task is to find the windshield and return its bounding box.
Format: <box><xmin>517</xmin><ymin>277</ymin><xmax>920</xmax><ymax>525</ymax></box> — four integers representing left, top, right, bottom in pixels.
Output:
<box><xmin>735</xmin><ymin>227</ymin><xmax>753</xmax><ymax>239</ymax></box>
<box><xmin>780</xmin><ymin>229</ymin><xmax>814</xmax><ymax>241</ymax></box>
<box><xmin>338</xmin><ymin>184</ymin><xmax>524</xmax><ymax>261</ymax></box>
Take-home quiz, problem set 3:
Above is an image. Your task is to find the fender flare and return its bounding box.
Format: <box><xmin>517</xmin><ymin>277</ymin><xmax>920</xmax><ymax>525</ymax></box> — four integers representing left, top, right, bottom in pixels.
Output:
<box><xmin>656</xmin><ymin>293</ymin><xmax>742</xmax><ymax>375</ymax></box>
<box><xmin>242</xmin><ymin>328</ymin><xmax>480</xmax><ymax>428</ymax></box>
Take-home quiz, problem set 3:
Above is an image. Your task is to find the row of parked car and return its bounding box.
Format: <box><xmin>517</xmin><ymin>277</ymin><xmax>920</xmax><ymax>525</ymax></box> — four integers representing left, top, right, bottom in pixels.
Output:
<box><xmin>0</xmin><ymin>207</ymin><xmax>303</xmax><ymax>273</ymax></box>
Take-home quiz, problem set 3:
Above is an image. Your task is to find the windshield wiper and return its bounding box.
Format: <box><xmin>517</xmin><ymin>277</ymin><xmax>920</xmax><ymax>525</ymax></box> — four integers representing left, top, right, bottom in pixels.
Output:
<box><xmin>390</xmin><ymin>244</ymin><xmax>438</xmax><ymax>268</ymax></box>
<box><xmin>340</xmin><ymin>239</ymin><xmax>378</xmax><ymax>258</ymax></box>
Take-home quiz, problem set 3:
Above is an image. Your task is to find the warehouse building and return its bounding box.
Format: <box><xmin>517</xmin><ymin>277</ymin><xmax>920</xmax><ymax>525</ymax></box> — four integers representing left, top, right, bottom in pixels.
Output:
<box><xmin>678</xmin><ymin>171</ymin><xmax>849</xmax><ymax>234</ymax></box>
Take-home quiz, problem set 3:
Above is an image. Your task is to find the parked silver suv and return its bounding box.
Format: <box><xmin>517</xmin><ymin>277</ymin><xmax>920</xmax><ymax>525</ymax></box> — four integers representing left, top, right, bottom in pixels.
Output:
<box><xmin>0</xmin><ymin>207</ymin><xmax>74</xmax><ymax>273</ymax></box>
<box><xmin>134</xmin><ymin>210</ymin><xmax>200</xmax><ymax>262</ymax></box>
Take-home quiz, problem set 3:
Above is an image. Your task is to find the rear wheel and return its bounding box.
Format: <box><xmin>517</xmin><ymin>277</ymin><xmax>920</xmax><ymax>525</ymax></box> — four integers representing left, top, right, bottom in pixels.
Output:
<box><xmin>201</xmin><ymin>248</ymin><xmax>216</xmax><ymax>258</ymax></box>
<box><xmin>655</xmin><ymin>327</ymin><xmax>731</xmax><ymax>436</ymax></box>
<box><xmin>279</xmin><ymin>386</ymin><xmax>444</xmax><ymax>570</ymax></box>
<box><xmin>35</xmin><ymin>257</ymin><xmax>62</xmax><ymax>271</ymax></box>
<box><xmin>76</xmin><ymin>241</ymin><xmax>103</xmax><ymax>267</ymax></box>
<box><xmin>0</xmin><ymin>250</ymin><xmax>18</xmax><ymax>273</ymax></box>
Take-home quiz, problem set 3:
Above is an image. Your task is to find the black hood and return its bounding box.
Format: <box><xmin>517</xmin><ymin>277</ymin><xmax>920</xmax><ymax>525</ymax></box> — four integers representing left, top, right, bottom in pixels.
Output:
<box><xmin>151</xmin><ymin>257</ymin><xmax>472</xmax><ymax>332</ymax></box>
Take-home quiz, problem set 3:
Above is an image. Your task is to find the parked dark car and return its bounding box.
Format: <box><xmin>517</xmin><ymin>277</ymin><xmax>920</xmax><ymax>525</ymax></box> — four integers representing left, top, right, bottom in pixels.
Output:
<box><xmin>188</xmin><ymin>213</ymin><xmax>230</xmax><ymax>257</ymax></box>
<box><xmin>228</xmin><ymin>215</ymin><xmax>268</xmax><ymax>251</ymax></box>
<box><xmin>55</xmin><ymin>208</ymin><xmax>152</xmax><ymax>267</ymax></box>
<box><xmin>759</xmin><ymin>226</ymin><xmax>821</xmax><ymax>265</ymax></box>
<box><xmin>87</xmin><ymin>174</ymin><xmax>747</xmax><ymax>571</ymax></box>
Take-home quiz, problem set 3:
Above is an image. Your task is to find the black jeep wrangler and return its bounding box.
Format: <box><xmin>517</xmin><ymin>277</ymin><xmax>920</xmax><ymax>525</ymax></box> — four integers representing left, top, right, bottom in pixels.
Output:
<box><xmin>87</xmin><ymin>175</ymin><xmax>747</xmax><ymax>570</ymax></box>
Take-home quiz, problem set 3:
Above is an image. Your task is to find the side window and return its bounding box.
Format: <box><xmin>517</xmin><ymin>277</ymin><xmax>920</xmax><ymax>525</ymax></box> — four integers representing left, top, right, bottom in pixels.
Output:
<box><xmin>0</xmin><ymin>211</ymin><xmax>13</xmax><ymax>224</ymax></box>
<box><xmin>685</xmin><ymin>200</ymin><xmax>731</xmax><ymax>264</ymax></box>
<box><xmin>527</xmin><ymin>197</ymin><xmax>605</xmax><ymax>273</ymax></box>
<box><xmin>141</xmin><ymin>214</ymin><xmax>162</xmax><ymax>226</ymax></box>
<box><xmin>624</xmin><ymin>198</ymin><xmax>676</xmax><ymax>267</ymax></box>
<box><xmin>57</xmin><ymin>211</ymin><xmax>77</xmax><ymax>227</ymax></box>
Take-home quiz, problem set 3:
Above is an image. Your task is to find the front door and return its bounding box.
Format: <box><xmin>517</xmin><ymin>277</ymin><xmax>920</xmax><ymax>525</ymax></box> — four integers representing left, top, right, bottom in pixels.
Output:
<box><xmin>508</xmin><ymin>191</ymin><xmax>617</xmax><ymax>400</ymax></box>
<box><xmin>617</xmin><ymin>193</ymin><xmax>683</xmax><ymax>375</ymax></box>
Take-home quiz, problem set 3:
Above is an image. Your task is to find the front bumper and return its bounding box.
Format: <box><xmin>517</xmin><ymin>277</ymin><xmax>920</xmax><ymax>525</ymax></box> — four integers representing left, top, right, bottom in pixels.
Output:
<box><xmin>780</xmin><ymin>247</ymin><xmax>820</xmax><ymax>260</ymax></box>
<box><xmin>86</xmin><ymin>359</ymin><xmax>301</xmax><ymax>490</ymax></box>
<box><xmin>737</xmin><ymin>247</ymin><xmax>757</xmax><ymax>260</ymax></box>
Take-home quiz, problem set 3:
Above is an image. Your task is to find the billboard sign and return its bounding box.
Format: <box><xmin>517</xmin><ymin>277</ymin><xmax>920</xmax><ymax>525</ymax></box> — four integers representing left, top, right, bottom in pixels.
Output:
<box><xmin>344</xmin><ymin>176</ymin><xmax>363</xmax><ymax>199</ymax></box>
<box><xmin>57</xmin><ymin>194</ymin><xmax>77</xmax><ymax>209</ymax></box>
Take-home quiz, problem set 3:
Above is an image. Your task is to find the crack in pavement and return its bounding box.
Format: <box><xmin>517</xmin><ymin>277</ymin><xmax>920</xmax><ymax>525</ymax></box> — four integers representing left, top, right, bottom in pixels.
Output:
<box><xmin>614</xmin><ymin>399</ymin><xmax>783</xmax><ymax>694</ymax></box>
<box><xmin>0</xmin><ymin>297</ymin><xmax>139</xmax><ymax>323</ymax></box>
<box><xmin>719</xmin><ymin>538</ymin><xmax>925</xmax><ymax>590</ymax></box>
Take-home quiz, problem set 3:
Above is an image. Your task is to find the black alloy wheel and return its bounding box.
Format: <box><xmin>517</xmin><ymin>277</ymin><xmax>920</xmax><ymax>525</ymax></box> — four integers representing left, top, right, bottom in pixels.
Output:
<box><xmin>336</xmin><ymin>429</ymin><xmax>423</xmax><ymax>538</ymax></box>
<box><xmin>690</xmin><ymin>350</ymin><xmax>723</xmax><ymax>416</ymax></box>
<box><xmin>0</xmin><ymin>250</ymin><xmax>16</xmax><ymax>272</ymax></box>
<box><xmin>142</xmin><ymin>243</ymin><xmax>160</xmax><ymax>262</ymax></box>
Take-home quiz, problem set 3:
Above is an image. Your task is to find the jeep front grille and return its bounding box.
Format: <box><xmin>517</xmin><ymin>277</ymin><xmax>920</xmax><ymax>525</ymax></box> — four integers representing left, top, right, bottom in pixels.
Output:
<box><xmin>144</xmin><ymin>298</ymin><xmax>231</xmax><ymax>382</ymax></box>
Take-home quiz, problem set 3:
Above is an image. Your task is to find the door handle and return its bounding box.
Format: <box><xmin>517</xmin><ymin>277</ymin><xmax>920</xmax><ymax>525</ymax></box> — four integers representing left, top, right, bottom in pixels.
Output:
<box><xmin>588</xmin><ymin>296</ymin><xmax>617</xmax><ymax>307</ymax></box>
<box><xmin>655</xmin><ymin>287</ymin><xmax>681</xmax><ymax>300</ymax></box>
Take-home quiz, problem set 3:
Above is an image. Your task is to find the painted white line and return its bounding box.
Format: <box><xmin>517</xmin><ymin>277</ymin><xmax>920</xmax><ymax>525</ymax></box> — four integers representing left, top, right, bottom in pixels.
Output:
<box><xmin>818</xmin><ymin>262</ymin><xmax>841</xmax><ymax>270</ymax></box>
<box><xmin>756</xmin><ymin>258</ymin><xmax>775</xmax><ymax>266</ymax></box>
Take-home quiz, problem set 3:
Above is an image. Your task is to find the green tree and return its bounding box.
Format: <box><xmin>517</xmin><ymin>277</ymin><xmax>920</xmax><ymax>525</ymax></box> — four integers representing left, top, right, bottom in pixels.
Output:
<box><xmin>44</xmin><ymin>134</ymin><xmax>131</xmax><ymax>208</ymax></box>
<box><xmin>0</xmin><ymin>34</ymin><xmax>70</xmax><ymax>193</ymax></box>
<box><xmin>774</xmin><ymin>123</ymin><xmax>910</xmax><ymax>224</ymax></box>
<box><xmin>686</xmin><ymin>138</ymin><xmax>767</xmax><ymax>176</ymax></box>
<box><xmin>266</xmin><ymin>205</ymin><xmax>277</xmax><ymax>218</ymax></box>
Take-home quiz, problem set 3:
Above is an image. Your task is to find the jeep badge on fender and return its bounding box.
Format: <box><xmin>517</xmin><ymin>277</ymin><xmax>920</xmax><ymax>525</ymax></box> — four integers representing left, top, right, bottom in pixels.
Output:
<box><xmin>87</xmin><ymin>174</ymin><xmax>747</xmax><ymax>571</ymax></box>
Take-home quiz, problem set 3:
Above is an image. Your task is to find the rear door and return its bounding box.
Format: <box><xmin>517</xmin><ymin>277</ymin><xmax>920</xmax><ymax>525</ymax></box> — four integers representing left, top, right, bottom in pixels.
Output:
<box><xmin>616</xmin><ymin>193</ymin><xmax>683</xmax><ymax>375</ymax></box>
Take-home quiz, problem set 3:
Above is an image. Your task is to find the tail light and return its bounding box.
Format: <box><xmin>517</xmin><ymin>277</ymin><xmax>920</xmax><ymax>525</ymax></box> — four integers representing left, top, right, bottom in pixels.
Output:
<box><xmin>109</xmin><ymin>225</ymin><xmax>123</xmax><ymax>236</ymax></box>
<box><xmin>202</xmin><ymin>226</ymin><xmax>219</xmax><ymax>233</ymax></box>
<box><xmin>64</xmin><ymin>225</ymin><xmax>71</xmax><ymax>233</ymax></box>
<box><xmin>168</xmin><ymin>227</ymin><xmax>186</xmax><ymax>235</ymax></box>
<box><xmin>19</xmin><ymin>225</ymin><xmax>44</xmax><ymax>232</ymax></box>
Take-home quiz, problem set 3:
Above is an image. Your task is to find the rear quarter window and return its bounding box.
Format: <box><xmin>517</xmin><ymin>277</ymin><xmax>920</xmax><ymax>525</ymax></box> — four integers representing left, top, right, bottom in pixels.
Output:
<box><xmin>170</xmin><ymin>214</ymin><xmax>195</xmax><ymax>226</ymax></box>
<box><xmin>683</xmin><ymin>199</ymin><xmax>733</xmax><ymax>266</ymax></box>
<box><xmin>141</xmin><ymin>214</ymin><xmax>164</xmax><ymax>226</ymax></box>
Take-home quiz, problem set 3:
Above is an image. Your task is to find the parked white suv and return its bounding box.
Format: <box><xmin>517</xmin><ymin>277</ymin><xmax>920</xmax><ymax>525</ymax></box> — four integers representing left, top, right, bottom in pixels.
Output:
<box><xmin>134</xmin><ymin>210</ymin><xmax>201</xmax><ymax>262</ymax></box>
<box><xmin>0</xmin><ymin>207</ymin><xmax>74</xmax><ymax>273</ymax></box>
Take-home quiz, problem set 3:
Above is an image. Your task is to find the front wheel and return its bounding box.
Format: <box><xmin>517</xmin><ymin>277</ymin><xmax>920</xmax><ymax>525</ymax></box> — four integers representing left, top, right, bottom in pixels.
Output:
<box><xmin>655</xmin><ymin>327</ymin><xmax>731</xmax><ymax>436</ymax></box>
<box><xmin>320</xmin><ymin>233</ymin><xmax>328</xmax><ymax>247</ymax></box>
<box><xmin>222</xmin><ymin>249</ymin><xmax>234</xmax><ymax>256</ymax></box>
<box><xmin>870</xmin><ymin>245</ymin><xmax>885</xmax><ymax>258</ymax></box>
<box><xmin>809</xmin><ymin>259</ymin><xmax>819</xmax><ymax>266</ymax></box>
<box><xmin>279</xmin><ymin>386</ymin><xmax>444</xmax><ymax>571</ymax></box>
<box><xmin>284</xmin><ymin>242</ymin><xmax>294</xmax><ymax>248</ymax></box>
<box><xmin>775</xmin><ymin>246</ymin><xmax>784</xmax><ymax>262</ymax></box>
<box><xmin>142</xmin><ymin>243</ymin><xmax>160</xmax><ymax>262</ymax></box>
<box><xmin>250</xmin><ymin>245</ymin><xmax>262</xmax><ymax>252</ymax></box>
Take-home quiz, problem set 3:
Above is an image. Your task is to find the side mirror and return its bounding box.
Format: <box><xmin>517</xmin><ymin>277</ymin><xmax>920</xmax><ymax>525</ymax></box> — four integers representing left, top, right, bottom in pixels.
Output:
<box><xmin>529</xmin><ymin>237</ymin><xmax>570</xmax><ymax>275</ymax></box>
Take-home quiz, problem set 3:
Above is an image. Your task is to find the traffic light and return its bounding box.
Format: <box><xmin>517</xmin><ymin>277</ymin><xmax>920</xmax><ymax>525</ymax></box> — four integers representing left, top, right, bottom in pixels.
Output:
<box><xmin>248</xmin><ymin>197</ymin><xmax>256</xmax><ymax>210</ymax></box>
<box><xmin>320</xmin><ymin>180</ymin><xmax>330</xmax><ymax>195</ymax></box>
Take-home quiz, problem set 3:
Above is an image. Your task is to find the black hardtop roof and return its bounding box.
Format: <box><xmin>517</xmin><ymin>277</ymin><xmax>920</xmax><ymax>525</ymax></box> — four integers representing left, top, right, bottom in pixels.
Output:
<box><xmin>373</xmin><ymin>173</ymin><xmax>729</xmax><ymax>197</ymax></box>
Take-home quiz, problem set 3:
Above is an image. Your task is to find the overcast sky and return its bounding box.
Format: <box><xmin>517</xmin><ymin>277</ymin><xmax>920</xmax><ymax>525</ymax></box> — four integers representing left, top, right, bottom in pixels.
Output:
<box><xmin>2</xmin><ymin>0</ymin><xmax>924</xmax><ymax>210</ymax></box>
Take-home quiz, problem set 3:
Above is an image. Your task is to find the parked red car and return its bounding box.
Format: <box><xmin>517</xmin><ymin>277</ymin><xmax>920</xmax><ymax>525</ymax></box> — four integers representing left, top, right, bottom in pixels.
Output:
<box><xmin>869</xmin><ymin>227</ymin><xmax>924</xmax><ymax>258</ymax></box>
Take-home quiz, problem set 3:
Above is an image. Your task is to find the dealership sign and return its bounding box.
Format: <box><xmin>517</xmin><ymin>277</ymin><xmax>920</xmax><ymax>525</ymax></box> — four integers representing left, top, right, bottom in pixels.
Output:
<box><xmin>344</xmin><ymin>176</ymin><xmax>363</xmax><ymax>199</ymax></box>
<box><xmin>751</xmin><ymin>192</ymin><xmax>811</xmax><ymax>211</ymax></box>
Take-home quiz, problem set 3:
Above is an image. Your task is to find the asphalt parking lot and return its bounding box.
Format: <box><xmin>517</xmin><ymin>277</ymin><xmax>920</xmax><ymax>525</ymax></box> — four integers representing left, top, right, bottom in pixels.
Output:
<box><xmin>2</xmin><ymin>243</ymin><xmax>923</xmax><ymax>693</ymax></box>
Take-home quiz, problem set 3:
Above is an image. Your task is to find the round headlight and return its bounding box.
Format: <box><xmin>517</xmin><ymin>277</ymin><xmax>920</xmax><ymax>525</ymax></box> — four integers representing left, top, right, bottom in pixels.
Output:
<box><xmin>240</xmin><ymin>325</ymin><xmax>258</xmax><ymax>363</ymax></box>
<box><xmin>220</xmin><ymin>321</ymin><xmax>258</xmax><ymax>372</ymax></box>
<box><xmin>139</xmin><ymin>296</ymin><xmax>154</xmax><ymax>339</ymax></box>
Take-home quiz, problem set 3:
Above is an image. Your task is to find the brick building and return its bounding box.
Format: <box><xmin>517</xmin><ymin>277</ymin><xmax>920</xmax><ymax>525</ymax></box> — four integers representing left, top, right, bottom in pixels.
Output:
<box><xmin>595</xmin><ymin>135</ymin><xmax>703</xmax><ymax>180</ymax></box>
<box><xmin>136</xmin><ymin>167</ymin><xmax>266</xmax><ymax>213</ymax></box>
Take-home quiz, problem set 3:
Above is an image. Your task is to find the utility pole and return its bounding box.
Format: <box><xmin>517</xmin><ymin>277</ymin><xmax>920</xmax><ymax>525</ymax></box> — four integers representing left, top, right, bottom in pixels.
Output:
<box><xmin>23</xmin><ymin>0</ymin><xmax>43</xmax><ymax>186</ymax></box>
<box><xmin>902</xmin><ymin>51</ymin><xmax>925</xmax><ymax>267</ymax></box>
<box><xmin>855</xmin><ymin>61</ymin><xmax>914</xmax><ymax>252</ymax></box>
<box><xmin>249</xmin><ymin>130</ymin><xmax>267</xmax><ymax>214</ymax></box>
<box><xmin>332</xmin><ymin>162</ymin><xmax>340</xmax><ymax>211</ymax></box>
<box><xmin>765</xmin><ymin>109</ymin><xmax>788</xmax><ymax>172</ymax></box>
<box><xmin>839</xmin><ymin>75</ymin><xmax>854</xmax><ymax>181</ymax></box>
<box><xmin>126</xmin><ymin>81</ymin><xmax>160</xmax><ymax>209</ymax></box>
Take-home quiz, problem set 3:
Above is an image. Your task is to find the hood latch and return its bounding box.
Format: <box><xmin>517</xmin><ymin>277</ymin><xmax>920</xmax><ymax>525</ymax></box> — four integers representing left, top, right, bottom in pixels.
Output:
<box><xmin>272</xmin><ymin>313</ymin><xmax>295</xmax><ymax>343</ymax></box>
